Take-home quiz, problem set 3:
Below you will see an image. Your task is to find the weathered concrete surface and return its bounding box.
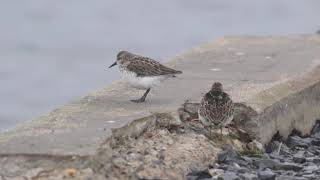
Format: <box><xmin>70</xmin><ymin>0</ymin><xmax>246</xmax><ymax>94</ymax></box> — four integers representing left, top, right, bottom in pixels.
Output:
<box><xmin>247</xmin><ymin>65</ymin><xmax>320</xmax><ymax>144</ymax></box>
<box><xmin>1</xmin><ymin>35</ymin><xmax>320</xmax><ymax>156</ymax></box>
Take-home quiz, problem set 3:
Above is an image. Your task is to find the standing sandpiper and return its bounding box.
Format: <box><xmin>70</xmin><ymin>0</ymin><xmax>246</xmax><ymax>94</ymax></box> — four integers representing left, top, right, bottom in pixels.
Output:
<box><xmin>109</xmin><ymin>51</ymin><xmax>182</xmax><ymax>103</ymax></box>
<box><xmin>198</xmin><ymin>82</ymin><xmax>234</xmax><ymax>139</ymax></box>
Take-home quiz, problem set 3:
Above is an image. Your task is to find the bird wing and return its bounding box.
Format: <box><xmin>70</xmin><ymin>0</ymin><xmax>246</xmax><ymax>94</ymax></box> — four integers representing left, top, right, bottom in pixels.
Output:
<box><xmin>126</xmin><ymin>56</ymin><xmax>182</xmax><ymax>77</ymax></box>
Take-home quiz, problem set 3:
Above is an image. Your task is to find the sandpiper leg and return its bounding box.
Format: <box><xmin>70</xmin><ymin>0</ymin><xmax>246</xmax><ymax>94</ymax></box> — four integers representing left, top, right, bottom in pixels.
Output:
<box><xmin>227</xmin><ymin>125</ymin><xmax>231</xmax><ymax>134</ymax></box>
<box><xmin>131</xmin><ymin>88</ymin><xmax>151</xmax><ymax>103</ymax></box>
<box><xmin>220</xmin><ymin>127</ymin><xmax>223</xmax><ymax>140</ymax></box>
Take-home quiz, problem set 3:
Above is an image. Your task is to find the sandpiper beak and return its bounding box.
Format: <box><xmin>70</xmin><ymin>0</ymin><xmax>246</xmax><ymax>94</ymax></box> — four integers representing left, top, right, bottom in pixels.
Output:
<box><xmin>108</xmin><ymin>62</ymin><xmax>117</xmax><ymax>68</ymax></box>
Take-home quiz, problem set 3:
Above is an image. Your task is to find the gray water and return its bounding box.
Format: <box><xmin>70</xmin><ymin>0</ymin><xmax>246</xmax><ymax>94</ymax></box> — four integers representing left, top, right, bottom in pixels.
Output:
<box><xmin>1</xmin><ymin>0</ymin><xmax>320</xmax><ymax>131</ymax></box>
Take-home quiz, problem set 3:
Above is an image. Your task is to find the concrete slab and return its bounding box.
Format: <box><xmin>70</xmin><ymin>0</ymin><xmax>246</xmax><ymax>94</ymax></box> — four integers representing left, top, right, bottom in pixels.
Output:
<box><xmin>1</xmin><ymin>35</ymin><xmax>320</xmax><ymax>155</ymax></box>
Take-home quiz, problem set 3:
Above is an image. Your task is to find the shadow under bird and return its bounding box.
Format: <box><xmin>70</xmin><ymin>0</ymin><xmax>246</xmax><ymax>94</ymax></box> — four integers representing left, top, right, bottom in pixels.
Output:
<box><xmin>109</xmin><ymin>51</ymin><xmax>182</xmax><ymax>103</ymax></box>
<box><xmin>198</xmin><ymin>82</ymin><xmax>234</xmax><ymax>139</ymax></box>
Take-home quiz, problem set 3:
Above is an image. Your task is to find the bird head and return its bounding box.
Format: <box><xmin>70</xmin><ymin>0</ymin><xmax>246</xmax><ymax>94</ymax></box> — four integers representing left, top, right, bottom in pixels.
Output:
<box><xmin>109</xmin><ymin>50</ymin><xmax>131</xmax><ymax>68</ymax></box>
<box><xmin>211</xmin><ymin>82</ymin><xmax>223</xmax><ymax>92</ymax></box>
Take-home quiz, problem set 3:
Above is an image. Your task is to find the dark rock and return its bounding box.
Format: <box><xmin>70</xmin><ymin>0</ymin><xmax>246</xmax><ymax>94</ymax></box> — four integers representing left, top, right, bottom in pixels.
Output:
<box><xmin>276</xmin><ymin>175</ymin><xmax>308</xmax><ymax>180</ymax></box>
<box><xmin>186</xmin><ymin>169</ymin><xmax>212</xmax><ymax>180</ymax></box>
<box><xmin>226</xmin><ymin>162</ymin><xmax>249</xmax><ymax>174</ymax></box>
<box><xmin>286</xmin><ymin>136</ymin><xmax>311</xmax><ymax>148</ymax></box>
<box><xmin>204</xmin><ymin>123</ymin><xmax>320</xmax><ymax>180</ymax></box>
<box><xmin>301</xmin><ymin>170</ymin><xmax>313</xmax><ymax>175</ymax></box>
<box><xmin>240</xmin><ymin>173</ymin><xmax>258</xmax><ymax>180</ymax></box>
<box><xmin>253</xmin><ymin>159</ymin><xmax>281</xmax><ymax>170</ymax></box>
<box><xmin>311</xmin><ymin>139</ymin><xmax>320</xmax><ymax>146</ymax></box>
<box><xmin>312</xmin><ymin>158</ymin><xmax>320</xmax><ymax>164</ymax></box>
<box><xmin>217</xmin><ymin>145</ymin><xmax>240</xmax><ymax>164</ymax></box>
<box><xmin>265</xmin><ymin>141</ymin><xmax>281</xmax><ymax>153</ymax></box>
<box><xmin>293</xmin><ymin>152</ymin><xmax>306</xmax><ymax>164</ymax></box>
<box><xmin>269</xmin><ymin>153</ymin><xmax>287</xmax><ymax>163</ymax></box>
<box><xmin>304</xmin><ymin>148</ymin><xmax>317</xmax><ymax>156</ymax></box>
<box><xmin>234</xmin><ymin>158</ymin><xmax>252</xmax><ymax>168</ymax></box>
<box><xmin>257</xmin><ymin>168</ymin><xmax>276</xmax><ymax>180</ymax></box>
<box><xmin>302</xmin><ymin>161</ymin><xmax>316</xmax><ymax>167</ymax></box>
<box><xmin>312</xmin><ymin>132</ymin><xmax>320</xmax><ymax>139</ymax></box>
<box><xmin>211</xmin><ymin>178</ymin><xmax>223</xmax><ymax>180</ymax></box>
<box><xmin>279</xmin><ymin>162</ymin><xmax>303</xmax><ymax>171</ymax></box>
<box><xmin>317</xmin><ymin>30</ymin><xmax>320</xmax><ymax>35</ymax></box>
<box><xmin>242</xmin><ymin>156</ymin><xmax>253</xmax><ymax>164</ymax></box>
<box><xmin>223</xmin><ymin>172</ymin><xmax>241</xmax><ymax>180</ymax></box>
<box><xmin>266</xmin><ymin>141</ymin><xmax>291</xmax><ymax>155</ymax></box>
<box><xmin>218</xmin><ymin>164</ymin><xmax>230</xmax><ymax>171</ymax></box>
<box><xmin>302</xmin><ymin>174</ymin><xmax>317</xmax><ymax>179</ymax></box>
<box><xmin>311</xmin><ymin>120</ymin><xmax>320</xmax><ymax>134</ymax></box>
<box><xmin>293</xmin><ymin>157</ymin><xmax>306</xmax><ymax>164</ymax></box>
<box><xmin>302</xmin><ymin>165</ymin><xmax>318</xmax><ymax>172</ymax></box>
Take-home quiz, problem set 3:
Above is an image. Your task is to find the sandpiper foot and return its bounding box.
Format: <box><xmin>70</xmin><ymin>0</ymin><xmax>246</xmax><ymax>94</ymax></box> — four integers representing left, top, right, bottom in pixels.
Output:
<box><xmin>130</xmin><ymin>99</ymin><xmax>145</xmax><ymax>103</ymax></box>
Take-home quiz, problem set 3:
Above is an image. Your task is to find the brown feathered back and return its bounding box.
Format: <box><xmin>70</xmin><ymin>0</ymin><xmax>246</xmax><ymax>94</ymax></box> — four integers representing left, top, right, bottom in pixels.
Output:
<box><xmin>118</xmin><ymin>51</ymin><xmax>182</xmax><ymax>77</ymax></box>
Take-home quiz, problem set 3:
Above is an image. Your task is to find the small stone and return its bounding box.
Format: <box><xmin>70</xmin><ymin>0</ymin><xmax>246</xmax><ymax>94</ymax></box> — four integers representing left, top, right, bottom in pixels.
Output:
<box><xmin>279</xmin><ymin>162</ymin><xmax>303</xmax><ymax>171</ymax></box>
<box><xmin>302</xmin><ymin>174</ymin><xmax>317</xmax><ymax>179</ymax></box>
<box><xmin>302</xmin><ymin>170</ymin><xmax>313</xmax><ymax>174</ymax></box>
<box><xmin>266</xmin><ymin>141</ymin><xmax>291</xmax><ymax>155</ymax></box>
<box><xmin>311</xmin><ymin>139</ymin><xmax>320</xmax><ymax>146</ymax></box>
<box><xmin>311</xmin><ymin>121</ymin><xmax>320</xmax><ymax>134</ymax></box>
<box><xmin>184</xmin><ymin>102</ymin><xmax>200</xmax><ymax>114</ymax></box>
<box><xmin>64</xmin><ymin>168</ymin><xmax>78</xmax><ymax>177</ymax></box>
<box><xmin>242</xmin><ymin>156</ymin><xmax>253</xmax><ymax>164</ymax></box>
<box><xmin>265</xmin><ymin>141</ymin><xmax>280</xmax><ymax>153</ymax></box>
<box><xmin>227</xmin><ymin>163</ymin><xmax>249</xmax><ymax>173</ymax></box>
<box><xmin>253</xmin><ymin>159</ymin><xmax>281</xmax><ymax>170</ymax></box>
<box><xmin>112</xmin><ymin>157</ymin><xmax>127</xmax><ymax>168</ymax></box>
<box><xmin>240</xmin><ymin>173</ymin><xmax>258</xmax><ymax>180</ymax></box>
<box><xmin>247</xmin><ymin>140</ymin><xmax>265</xmax><ymax>153</ymax></box>
<box><xmin>269</xmin><ymin>153</ymin><xmax>286</xmax><ymax>163</ymax></box>
<box><xmin>258</xmin><ymin>168</ymin><xmax>276</xmax><ymax>180</ymax></box>
<box><xmin>276</xmin><ymin>175</ymin><xmax>308</xmax><ymax>180</ymax></box>
<box><xmin>178</xmin><ymin>109</ymin><xmax>191</xmax><ymax>121</ymax></box>
<box><xmin>286</xmin><ymin>136</ymin><xmax>311</xmax><ymax>148</ymax></box>
<box><xmin>223</xmin><ymin>171</ymin><xmax>241</xmax><ymax>180</ymax></box>
<box><xmin>293</xmin><ymin>153</ymin><xmax>306</xmax><ymax>164</ymax></box>
<box><xmin>187</xmin><ymin>169</ymin><xmax>212</xmax><ymax>180</ymax></box>
<box><xmin>157</xmin><ymin>149</ymin><xmax>166</xmax><ymax>160</ymax></box>
<box><xmin>303</xmin><ymin>165</ymin><xmax>318</xmax><ymax>172</ymax></box>
<box><xmin>235</xmin><ymin>158</ymin><xmax>252</xmax><ymax>168</ymax></box>
<box><xmin>304</xmin><ymin>149</ymin><xmax>316</xmax><ymax>157</ymax></box>
<box><xmin>232</xmin><ymin>162</ymin><xmax>241</xmax><ymax>169</ymax></box>
<box><xmin>313</xmin><ymin>158</ymin><xmax>320</xmax><ymax>164</ymax></box>
<box><xmin>209</xmin><ymin>168</ymin><xmax>224</xmax><ymax>178</ymax></box>
<box><xmin>24</xmin><ymin>168</ymin><xmax>44</xmax><ymax>179</ymax></box>
<box><xmin>217</xmin><ymin>145</ymin><xmax>240</xmax><ymax>164</ymax></box>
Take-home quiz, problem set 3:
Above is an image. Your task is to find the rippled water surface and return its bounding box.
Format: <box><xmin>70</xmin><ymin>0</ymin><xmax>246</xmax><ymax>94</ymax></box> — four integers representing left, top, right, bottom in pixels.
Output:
<box><xmin>1</xmin><ymin>0</ymin><xmax>320</xmax><ymax>131</ymax></box>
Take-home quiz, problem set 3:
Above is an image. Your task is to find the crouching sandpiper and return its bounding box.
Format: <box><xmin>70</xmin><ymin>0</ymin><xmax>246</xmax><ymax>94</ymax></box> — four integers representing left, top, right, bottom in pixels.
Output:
<box><xmin>109</xmin><ymin>51</ymin><xmax>182</xmax><ymax>103</ymax></box>
<box><xmin>198</xmin><ymin>82</ymin><xmax>234</xmax><ymax>139</ymax></box>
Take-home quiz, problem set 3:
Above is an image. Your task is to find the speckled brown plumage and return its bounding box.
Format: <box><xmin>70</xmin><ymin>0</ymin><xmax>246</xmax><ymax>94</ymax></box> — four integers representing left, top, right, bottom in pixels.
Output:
<box><xmin>117</xmin><ymin>51</ymin><xmax>182</xmax><ymax>77</ymax></box>
<box><xmin>198</xmin><ymin>82</ymin><xmax>234</xmax><ymax>138</ymax></box>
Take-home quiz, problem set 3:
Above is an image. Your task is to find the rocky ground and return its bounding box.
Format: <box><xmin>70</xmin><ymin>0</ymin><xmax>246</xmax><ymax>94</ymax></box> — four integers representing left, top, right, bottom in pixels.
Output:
<box><xmin>1</xmin><ymin>102</ymin><xmax>320</xmax><ymax>180</ymax></box>
<box><xmin>187</xmin><ymin>120</ymin><xmax>320</xmax><ymax>180</ymax></box>
<box><xmin>0</xmin><ymin>102</ymin><xmax>249</xmax><ymax>179</ymax></box>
